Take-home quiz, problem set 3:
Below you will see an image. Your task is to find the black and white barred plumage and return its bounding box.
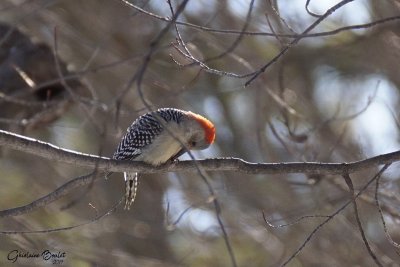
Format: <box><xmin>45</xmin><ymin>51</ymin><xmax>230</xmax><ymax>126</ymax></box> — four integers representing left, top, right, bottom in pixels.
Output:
<box><xmin>113</xmin><ymin>108</ymin><xmax>185</xmax><ymax>161</ymax></box>
<box><xmin>112</xmin><ymin>108</ymin><xmax>215</xmax><ymax>210</ymax></box>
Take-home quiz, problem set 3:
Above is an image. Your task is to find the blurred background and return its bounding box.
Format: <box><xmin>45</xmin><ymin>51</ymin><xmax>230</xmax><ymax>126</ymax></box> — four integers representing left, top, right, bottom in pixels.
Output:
<box><xmin>0</xmin><ymin>0</ymin><xmax>400</xmax><ymax>266</ymax></box>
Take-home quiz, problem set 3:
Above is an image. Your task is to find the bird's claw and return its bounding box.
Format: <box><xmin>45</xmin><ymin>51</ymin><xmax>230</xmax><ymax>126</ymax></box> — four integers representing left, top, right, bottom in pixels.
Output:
<box><xmin>170</xmin><ymin>158</ymin><xmax>180</xmax><ymax>164</ymax></box>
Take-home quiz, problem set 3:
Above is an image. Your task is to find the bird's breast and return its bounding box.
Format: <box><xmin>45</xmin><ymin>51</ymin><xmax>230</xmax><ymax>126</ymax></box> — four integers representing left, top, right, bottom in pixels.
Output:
<box><xmin>135</xmin><ymin>130</ymin><xmax>184</xmax><ymax>166</ymax></box>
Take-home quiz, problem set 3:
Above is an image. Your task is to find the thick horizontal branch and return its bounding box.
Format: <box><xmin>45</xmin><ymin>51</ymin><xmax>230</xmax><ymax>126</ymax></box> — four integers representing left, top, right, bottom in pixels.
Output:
<box><xmin>0</xmin><ymin>129</ymin><xmax>398</xmax><ymax>218</ymax></box>
<box><xmin>1</xmin><ymin>129</ymin><xmax>400</xmax><ymax>175</ymax></box>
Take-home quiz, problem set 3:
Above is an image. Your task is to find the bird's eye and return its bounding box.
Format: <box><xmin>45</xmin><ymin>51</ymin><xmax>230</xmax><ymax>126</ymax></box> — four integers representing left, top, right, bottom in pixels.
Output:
<box><xmin>190</xmin><ymin>141</ymin><xmax>197</xmax><ymax>147</ymax></box>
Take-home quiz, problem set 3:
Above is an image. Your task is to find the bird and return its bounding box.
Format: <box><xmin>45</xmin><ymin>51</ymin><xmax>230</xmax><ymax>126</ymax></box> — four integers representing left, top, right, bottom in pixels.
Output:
<box><xmin>111</xmin><ymin>108</ymin><xmax>216</xmax><ymax>210</ymax></box>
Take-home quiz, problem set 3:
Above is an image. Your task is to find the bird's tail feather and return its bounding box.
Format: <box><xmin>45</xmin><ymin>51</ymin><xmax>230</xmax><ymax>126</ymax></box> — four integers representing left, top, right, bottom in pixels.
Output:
<box><xmin>104</xmin><ymin>171</ymin><xmax>113</xmax><ymax>180</ymax></box>
<box><xmin>124</xmin><ymin>172</ymin><xmax>138</xmax><ymax>210</ymax></box>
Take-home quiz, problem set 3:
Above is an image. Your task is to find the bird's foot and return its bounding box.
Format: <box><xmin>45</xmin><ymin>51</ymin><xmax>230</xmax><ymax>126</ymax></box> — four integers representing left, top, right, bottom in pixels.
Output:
<box><xmin>169</xmin><ymin>158</ymin><xmax>180</xmax><ymax>165</ymax></box>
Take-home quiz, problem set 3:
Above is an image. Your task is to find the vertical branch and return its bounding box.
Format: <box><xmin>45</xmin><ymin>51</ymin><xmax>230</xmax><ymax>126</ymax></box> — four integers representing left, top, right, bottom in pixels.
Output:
<box><xmin>374</xmin><ymin>172</ymin><xmax>400</xmax><ymax>249</ymax></box>
<box><xmin>342</xmin><ymin>173</ymin><xmax>383</xmax><ymax>267</ymax></box>
<box><xmin>167</xmin><ymin>2</ymin><xmax>238</xmax><ymax>266</ymax></box>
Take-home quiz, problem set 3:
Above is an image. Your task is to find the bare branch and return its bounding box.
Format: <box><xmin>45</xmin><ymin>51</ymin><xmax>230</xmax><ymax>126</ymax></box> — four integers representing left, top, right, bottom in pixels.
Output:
<box><xmin>245</xmin><ymin>0</ymin><xmax>355</xmax><ymax>86</ymax></box>
<box><xmin>277</xmin><ymin>164</ymin><xmax>390</xmax><ymax>266</ymax></box>
<box><xmin>168</xmin><ymin>2</ymin><xmax>238</xmax><ymax>266</ymax></box>
<box><xmin>1</xmin><ymin>129</ymin><xmax>400</xmax><ymax>175</ymax></box>
<box><xmin>343</xmin><ymin>173</ymin><xmax>383</xmax><ymax>267</ymax></box>
<box><xmin>263</xmin><ymin>212</ymin><xmax>331</xmax><ymax>228</ymax></box>
<box><xmin>0</xmin><ymin>172</ymin><xmax>96</xmax><ymax>218</ymax></box>
<box><xmin>0</xmin><ymin>196</ymin><xmax>123</xmax><ymax>234</ymax></box>
<box><xmin>305</xmin><ymin>0</ymin><xmax>322</xmax><ymax>18</ymax></box>
<box><xmin>374</xmin><ymin>172</ymin><xmax>400</xmax><ymax>249</ymax></box>
<box><xmin>121</xmin><ymin>0</ymin><xmax>400</xmax><ymax>40</ymax></box>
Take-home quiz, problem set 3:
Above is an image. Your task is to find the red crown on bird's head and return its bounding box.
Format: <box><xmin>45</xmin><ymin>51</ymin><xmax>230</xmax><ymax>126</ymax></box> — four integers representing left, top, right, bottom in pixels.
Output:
<box><xmin>187</xmin><ymin>112</ymin><xmax>216</xmax><ymax>145</ymax></box>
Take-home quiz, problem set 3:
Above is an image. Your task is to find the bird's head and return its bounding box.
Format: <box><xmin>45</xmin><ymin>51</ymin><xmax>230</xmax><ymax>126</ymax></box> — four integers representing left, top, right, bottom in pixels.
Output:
<box><xmin>183</xmin><ymin>111</ymin><xmax>216</xmax><ymax>150</ymax></box>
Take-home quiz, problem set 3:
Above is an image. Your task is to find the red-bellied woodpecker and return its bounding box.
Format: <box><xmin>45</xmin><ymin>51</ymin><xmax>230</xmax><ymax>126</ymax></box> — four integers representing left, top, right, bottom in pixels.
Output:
<box><xmin>112</xmin><ymin>108</ymin><xmax>216</xmax><ymax>210</ymax></box>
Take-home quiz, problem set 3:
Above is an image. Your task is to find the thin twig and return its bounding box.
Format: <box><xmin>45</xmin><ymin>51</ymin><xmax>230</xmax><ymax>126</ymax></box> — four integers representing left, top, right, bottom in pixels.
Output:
<box><xmin>53</xmin><ymin>27</ymin><xmax>103</xmax><ymax>132</ymax></box>
<box><xmin>268</xmin><ymin>0</ymin><xmax>297</xmax><ymax>35</ymax></box>
<box><xmin>120</xmin><ymin>2</ymin><xmax>238</xmax><ymax>265</ymax></box>
<box><xmin>120</xmin><ymin>0</ymin><xmax>400</xmax><ymax>39</ymax></box>
<box><xmin>262</xmin><ymin>212</ymin><xmax>331</xmax><ymax>228</ymax></box>
<box><xmin>0</xmin><ymin>197</ymin><xmax>123</xmax><ymax>234</ymax></box>
<box><xmin>305</xmin><ymin>0</ymin><xmax>322</xmax><ymax>18</ymax></box>
<box><xmin>277</xmin><ymin>164</ymin><xmax>390</xmax><ymax>267</ymax></box>
<box><xmin>244</xmin><ymin>0</ymin><xmax>355</xmax><ymax>86</ymax></box>
<box><xmin>203</xmin><ymin>0</ymin><xmax>255</xmax><ymax>62</ymax></box>
<box><xmin>167</xmin><ymin>2</ymin><xmax>238</xmax><ymax>265</ymax></box>
<box><xmin>0</xmin><ymin>172</ymin><xmax>96</xmax><ymax>218</ymax></box>
<box><xmin>343</xmin><ymin>173</ymin><xmax>383</xmax><ymax>267</ymax></box>
<box><xmin>374</xmin><ymin>172</ymin><xmax>400</xmax><ymax>249</ymax></box>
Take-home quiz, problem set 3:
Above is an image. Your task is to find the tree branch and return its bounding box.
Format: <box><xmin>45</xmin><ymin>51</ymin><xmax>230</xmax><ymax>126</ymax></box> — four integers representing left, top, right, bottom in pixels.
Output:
<box><xmin>1</xmin><ymin>129</ymin><xmax>400</xmax><ymax>175</ymax></box>
<box><xmin>343</xmin><ymin>173</ymin><xmax>383</xmax><ymax>267</ymax></box>
<box><xmin>0</xmin><ymin>172</ymin><xmax>96</xmax><ymax>218</ymax></box>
